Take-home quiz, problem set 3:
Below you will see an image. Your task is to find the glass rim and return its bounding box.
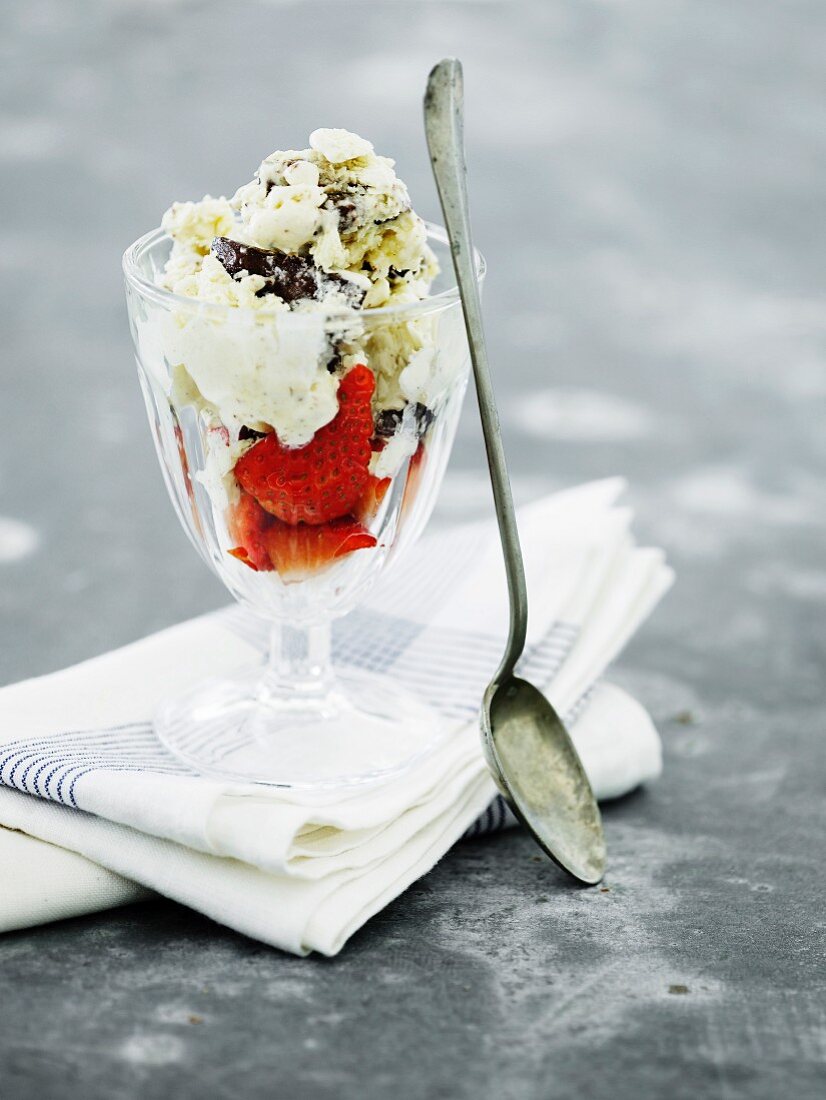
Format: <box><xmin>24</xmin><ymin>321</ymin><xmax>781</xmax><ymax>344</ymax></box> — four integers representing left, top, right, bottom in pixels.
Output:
<box><xmin>122</xmin><ymin>221</ymin><xmax>485</xmax><ymax>323</ymax></box>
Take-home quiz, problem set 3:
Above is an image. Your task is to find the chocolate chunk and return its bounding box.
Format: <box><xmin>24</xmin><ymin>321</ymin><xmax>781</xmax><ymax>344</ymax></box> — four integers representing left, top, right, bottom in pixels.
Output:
<box><xmin>211</xmin><ymin>238</ymin><xmax>318</xmax><ymax>302</ymax></box>
<box><xmin>374</xmin><ymin>402</ymin><xmax>433</xmax><ymax>439</ymax></box>
<box><xmin>338</xmin><ymin>202</ymin><xmax>358</xmax><ymax>232</ymax></box>
<box><xmin>373</xmin><ymin>208</ymin><xmax>410</xmax><ymax>227</ymax></box>
<box><xmin>238</xmin><ymin>425</ymin><xmax>268</xmax><ymax>441</ymax></box>
<box><xmin>375</xmin><ymin>408</ymin><xmax>403</xmax><ymax>438</ymax></box>
<box><xmin>415</xmin><ymin>403</ymin><xmax>435</xmax><ymax>434</ymax></box>
<box><xmin>325</xmin><ymin>190</ymin><xmax>361</xmax><ymax>234</ymax></box>
<box><xmin>326</xmin><ymin>347</ymin><xmax>342</xmax><ymax>374</ymax></box>
<box><xmin>211</xmin><ymin>238</ymin><xmax>366</xmax><ymax>308</ymax></box>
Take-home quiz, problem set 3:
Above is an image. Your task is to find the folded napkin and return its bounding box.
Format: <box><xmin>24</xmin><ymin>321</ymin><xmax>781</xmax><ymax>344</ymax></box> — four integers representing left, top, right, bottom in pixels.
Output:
<box><xmin>0</xmin><ymin>480</ymin><xmax>672</xmax><ymax>954</ymax></box>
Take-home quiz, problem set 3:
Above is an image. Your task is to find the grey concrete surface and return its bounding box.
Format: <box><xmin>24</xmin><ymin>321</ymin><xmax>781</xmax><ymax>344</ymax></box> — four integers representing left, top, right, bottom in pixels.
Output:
<box><xmin>1</xmin><ymin>1</ymin><xmax>824</xmax><ymax>1097</ymax></box>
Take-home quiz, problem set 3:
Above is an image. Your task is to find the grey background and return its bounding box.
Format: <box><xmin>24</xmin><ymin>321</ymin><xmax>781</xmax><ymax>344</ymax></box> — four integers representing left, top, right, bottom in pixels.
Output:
<box><xmin>1</xmin><ymin>1</ymin><xmax>824</xmax><ymax>1097</ymax></box>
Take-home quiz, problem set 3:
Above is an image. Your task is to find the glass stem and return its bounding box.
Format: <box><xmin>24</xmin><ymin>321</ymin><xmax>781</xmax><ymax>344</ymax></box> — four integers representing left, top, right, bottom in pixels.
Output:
<box><xmin>258</xmin><ymin>622</ymin><xmax>336</xmax><ymax>707</ymax></box>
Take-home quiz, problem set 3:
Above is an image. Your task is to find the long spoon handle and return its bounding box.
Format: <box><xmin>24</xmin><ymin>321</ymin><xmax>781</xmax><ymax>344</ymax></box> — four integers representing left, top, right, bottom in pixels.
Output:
<box><xmin>424</xmin><ymin>58</ymin><xmax>528</xmax><ymax>681</ymax></box>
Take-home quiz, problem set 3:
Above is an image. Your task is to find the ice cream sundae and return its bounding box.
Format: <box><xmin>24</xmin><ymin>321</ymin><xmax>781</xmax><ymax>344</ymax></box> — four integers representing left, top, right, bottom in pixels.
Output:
<box><xmin>146</xmin><ymin>128</ymin><xmax>457</xmax><ymax>582</ymax></box>
<box><xmin>123</xmin><ymin>118</ymin><xmax>481</xmax><ymax>786</ymax></box>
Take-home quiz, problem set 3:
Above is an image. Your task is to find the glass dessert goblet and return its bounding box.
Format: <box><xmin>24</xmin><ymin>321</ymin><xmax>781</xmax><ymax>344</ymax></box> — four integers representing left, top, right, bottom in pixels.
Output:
<box><xmin>123</xmin><ymin>226</ymin><xmax>483</xmax><ymax>787</ymax></box>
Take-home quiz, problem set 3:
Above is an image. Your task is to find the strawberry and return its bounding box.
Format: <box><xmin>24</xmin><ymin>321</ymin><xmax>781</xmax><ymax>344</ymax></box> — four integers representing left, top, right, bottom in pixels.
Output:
<box><xmin>227</xmin><ymin>490</ymin><xmax>275</xmax><ymax>571</ymax></box>
<box><xmin>264</xmin><ymin>518</ymin><xmax>376</xmax><ymax>583</ymax></box>
<box><xmin>355</xmin><ymin>474</ymin><xmax>391</xmax><ymax>523</ymax></box>
<box><xmin>234</xmin><ymin>365</ymin><xmax>375</xmax><ymax>526</ymax></box>
<box><xmin>400</xmin><ymin>442</ymin><xmax>427</xmax><ymax>520</ymax></box>
<box><xmin>227</xmin><ymin>490</ymin><xmax>376</xmax><ymax>578</ymax></box>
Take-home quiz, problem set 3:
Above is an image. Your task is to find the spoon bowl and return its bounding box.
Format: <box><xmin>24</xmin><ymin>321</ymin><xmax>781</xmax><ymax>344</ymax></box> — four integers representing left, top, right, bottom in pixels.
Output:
<box><xmin>483</xmin><ymin>677</ymin><xmax>606</xmax><ymax>884</ymax></box>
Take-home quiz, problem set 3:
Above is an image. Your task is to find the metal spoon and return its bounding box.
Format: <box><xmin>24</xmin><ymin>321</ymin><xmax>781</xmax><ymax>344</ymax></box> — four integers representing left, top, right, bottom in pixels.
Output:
<box><xmin>424</xmin><ymin>58</ymin><xmax>606</xmax><ymax>884</ymax></box>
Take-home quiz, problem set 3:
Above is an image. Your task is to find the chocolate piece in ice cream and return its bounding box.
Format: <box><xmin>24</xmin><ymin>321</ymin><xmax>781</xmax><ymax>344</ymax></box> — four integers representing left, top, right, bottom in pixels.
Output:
<box><xmin>375</xmin><ymin>403</ymin><xmax>434</xmax><ymax>439</ymax></box>
<box><xmin>211</xmin><ymin>238</ymin><xmax>365</xmax><ymax>308</ymax></box>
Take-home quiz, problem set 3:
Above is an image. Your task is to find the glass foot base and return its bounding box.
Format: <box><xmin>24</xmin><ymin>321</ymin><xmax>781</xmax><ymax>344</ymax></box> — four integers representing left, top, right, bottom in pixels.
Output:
<box><xmin>154</xmin><ymin>666</ymin><xmax>448</xmax><ymax>788</ymax></box>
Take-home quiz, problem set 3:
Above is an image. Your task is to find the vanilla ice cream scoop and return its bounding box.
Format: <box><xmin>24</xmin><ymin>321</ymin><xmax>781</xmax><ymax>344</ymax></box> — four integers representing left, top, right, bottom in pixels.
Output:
<box><xmin>153</xmin><ymin>129</ymin><xmax>449</xmax><ymax>452</ymax></box>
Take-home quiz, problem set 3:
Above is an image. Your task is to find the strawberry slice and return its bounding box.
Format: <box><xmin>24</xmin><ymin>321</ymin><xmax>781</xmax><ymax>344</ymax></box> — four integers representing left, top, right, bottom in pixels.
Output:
<box><xmin>264</xmin><ymin>518</ymin><xmax>376</xmax><ymax>583</ymax></box>
<box><xmin>227</xmin><ymin>490</ymin><xmax>275</xmax><ymax>571</ymax></box>
<box><xmin>234</xmin><ymin>365</ymin><xmax>375</xmax><ymax>526</ymax></box>
<box><xmin>355</xmin><ymin>474</ymin><xmax>391</xmax><ymax>523</ymax></box>
<box><xmin>400</xmin><ymin>442</ymin><xmax>427</xmax><ymax>519</ymax></box>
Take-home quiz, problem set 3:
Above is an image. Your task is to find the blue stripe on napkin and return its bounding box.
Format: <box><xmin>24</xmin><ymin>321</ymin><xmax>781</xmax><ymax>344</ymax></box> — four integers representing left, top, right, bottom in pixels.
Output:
<box><xmin>0</xmin><ymin>605</ymin><xmax>580</xmax><ymax>835</ymax></box>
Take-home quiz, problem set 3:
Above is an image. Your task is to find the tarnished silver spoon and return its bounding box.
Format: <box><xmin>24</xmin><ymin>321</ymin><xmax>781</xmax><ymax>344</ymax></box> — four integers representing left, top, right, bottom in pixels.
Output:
<box><xmin>424</xmin><ymin>58</ymin><xmax>606</xmax><ymax>884</ymax></box>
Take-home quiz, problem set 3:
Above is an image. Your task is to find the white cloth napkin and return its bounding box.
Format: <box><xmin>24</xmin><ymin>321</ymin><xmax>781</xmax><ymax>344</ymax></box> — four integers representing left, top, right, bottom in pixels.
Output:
<box><xmin>0</xmin><ymin>826</ymin><xmax>153</xmax><ymax>931</ymax></box>
<box><xmin>0</xmin><ymin>480</ymin><xmax>672</xmax><ymax>954</ymax></box>
<box><xmin>0</xmin><ymin>682</ymin><xmax>658</xmax><ymax>938</ymax></box>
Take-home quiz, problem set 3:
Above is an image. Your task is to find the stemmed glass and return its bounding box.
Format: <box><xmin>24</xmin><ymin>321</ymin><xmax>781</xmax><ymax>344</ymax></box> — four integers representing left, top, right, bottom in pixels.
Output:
<box><xmin>123</xmin><ymin>225</ymin><xmax>483</xmax><ymax>787</ymax></box>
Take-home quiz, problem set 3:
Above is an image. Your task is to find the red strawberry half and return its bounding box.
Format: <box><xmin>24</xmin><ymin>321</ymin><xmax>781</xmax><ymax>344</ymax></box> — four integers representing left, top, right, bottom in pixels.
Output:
<box><xmin>227</xmin><ymin>490</ymin><xmax>275</xmax><ymax>571</ymax></box>
<box><xmin>355</xmin><ymin>474</ymin><xmax>391</xmax><ymax>523</ymax></box>
<box><xmin>400</xmin><ymin>442</ymin><xmax>427</xmax><ymax>520</ymax></box>
<box><xmin>264</xmin><ymin>518</ymin><xmax>376</xmax><ymax>583</ymax></box>
<box><xmin>226</xmin><ymin>490</ymin><xmax>377</xmax><ymax>580</ymax></box>
<box><xmin>234</xmin><ymin>365</ymin><xmax>375</xmax><ymax>526</ymax></box>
